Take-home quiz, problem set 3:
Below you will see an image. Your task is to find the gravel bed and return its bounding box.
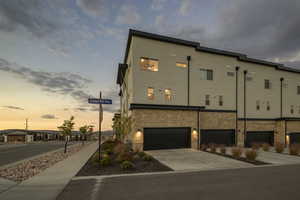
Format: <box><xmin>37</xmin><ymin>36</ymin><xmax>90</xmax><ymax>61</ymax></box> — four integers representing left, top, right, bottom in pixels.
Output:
<box><xmin>0</xmin><ymin>143</ymin><xmax>90</xmax><ymax>182</ymax></box>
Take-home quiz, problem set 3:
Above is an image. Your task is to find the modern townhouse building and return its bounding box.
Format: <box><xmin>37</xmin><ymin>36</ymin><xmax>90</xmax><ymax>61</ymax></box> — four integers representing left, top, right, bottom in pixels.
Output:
<box><xmin>116</xmin><ymin>29</ymin><xmax>300</xmax><ymax>151</ymax></box>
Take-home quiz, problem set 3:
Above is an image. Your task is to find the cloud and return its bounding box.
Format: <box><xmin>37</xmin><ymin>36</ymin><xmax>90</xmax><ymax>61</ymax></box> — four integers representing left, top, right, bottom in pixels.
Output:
<box><xmin>151</xmin><ymin>0</ymin><xmax>167</xmax><ymax>10</ymax></box>
<box><xmin>213</xmin><ymin>0</ymin><xmax>300</xmax><ymax>60</ymax></box>
<box><xmin>2</xmin><ymin>106</ymin><xmax>24</xmax><ymax>110</ymax></box>
<box><xmin>0</xmin><ymin>0</ymin><xmax>59</xmax><ymax>37</ymax></box>
<box><xmin>115</xmin><ymin>5</ymin><xmax>141</xmax><ymax>25</ymax></box>
<box><xmin>179</xmin><ymin>0</ymin><xmax>193</xmax><ymax>16</ymax></box>
<box><xmin>0</xmin><ymin>58</ymin><xmax>92</xmax><ymax>104</ymax></box>
<box><xmin>41</xmin><ymin>114</ymin><xmax>57</xmax><ymax>119</ymax></box>
<box><xmin>75</xmin><ymin>107</ymin><xmax>88</xmax><ymax>112</ymax></box>
<box><xmin>76</xmin><ymin>0</ymin><xmax>107</xmax><ymax>17</ymax></box>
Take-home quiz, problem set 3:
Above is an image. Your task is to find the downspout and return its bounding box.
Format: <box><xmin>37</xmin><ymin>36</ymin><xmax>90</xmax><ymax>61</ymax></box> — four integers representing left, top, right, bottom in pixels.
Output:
<box><xmin>243</xmin><ymin>70</ymin><xmax>248</xmax><ymax>145</ymax></box>
<box><xmin>280</xmin><ymin>77</ymin><xmax>284</xmax><ymax>118</ymax></box>
<box><xmin>197</xmin><ymin>109</ymin><xmax>200</xmax><ymax>150</ymax></box>
<box><xmin>235</xmin><ymin>66</ymin><xmax>240</xmax><ymax>146</ymax></box>
<box><xmin>187</xmin><ymin>56</ymin><xmax>191</xmax><ymax>106</ymax></box>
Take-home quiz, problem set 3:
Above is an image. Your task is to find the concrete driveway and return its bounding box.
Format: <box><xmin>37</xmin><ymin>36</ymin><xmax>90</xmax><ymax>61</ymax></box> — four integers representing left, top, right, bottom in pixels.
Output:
<box><xmin>256</xmin><ymin>150</ymin><xmax>300</xmax><ymax>165</ymax></box>
<box><xmin>146</xmin><ymin>149</ymin><xmax>252</xmax><ymax>171</ymax></box>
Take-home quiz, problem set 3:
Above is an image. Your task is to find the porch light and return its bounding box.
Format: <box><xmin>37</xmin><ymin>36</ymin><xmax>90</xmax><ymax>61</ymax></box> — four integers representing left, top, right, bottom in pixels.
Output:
<box><xmin>136</xmin><ymin>129</ymin><xmax>142</xmax><ymax>138</ymax></box>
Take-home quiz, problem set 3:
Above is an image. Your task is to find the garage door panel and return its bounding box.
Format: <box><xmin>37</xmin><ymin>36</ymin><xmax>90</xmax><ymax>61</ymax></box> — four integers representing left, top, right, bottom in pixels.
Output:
<box><xmin>289</xmin><ymin>133</ymin><xmax>300</xmax><ymax>144</ymax></box>
<box><xmin>144</xmin><ymin>128</ymin><xmax>191</xmax><ymax>150</ymax></box>
<box><xmin>201</xmin><ymin>130</ymin><xmax>235</xmax><ymax>146</ymax></box>
<box><xmin>245</xmin><ymin>131</ymin><xmax>274</xmax><ymax>147</ymax></box>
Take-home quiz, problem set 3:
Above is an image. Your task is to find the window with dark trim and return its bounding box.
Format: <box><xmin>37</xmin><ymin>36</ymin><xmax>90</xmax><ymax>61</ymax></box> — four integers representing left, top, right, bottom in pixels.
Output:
<box><xmin>291</xmin><ymin>105</ymin><xmax>294</xmax><ymax>114</ymax></box>
<box><xmin>147</xmin><ymin>87</ymin><xmax>154</xmax><ymax>100</ymax></box>
<box><xmin>227</xmin><ymin>71</ymin><xmax>234</xmax><ymax>77</ymax></box>
<box><xmin>200</xmin><ymin>69</ymin><xmax>213</xmax><ymax>80</ymax></box>
<box><xmin>140</xmin><ymin>57</ymin><xmax>158</xmax><ymax>72</ymax></box>
<box><xmin>219</xmin><ymin>96</ymin><xmax>223</xmax><ymax>106</ymax></box>
<box><xmin>297</xmin><ymin>86</ymin><xmax>300</xmax><ymax>95</ymax></box>
<box><xmin>264</xmin><ymin>79</ymin><xmax>271</xmax><ymax>89</ymax></box>
<box><xmin>256</xmin><ymin>100</ymin><xmax>260</xmax><ymax>111</ymax></box>
<box><xmin>266</xmin><ymin>101</ymin><xmax>270</xmax><ymax>111</ymax></box>
<box><xmin>205</xmin><ymin>95</ymin><xmax>210</xmax><ymax>106</ymax></box>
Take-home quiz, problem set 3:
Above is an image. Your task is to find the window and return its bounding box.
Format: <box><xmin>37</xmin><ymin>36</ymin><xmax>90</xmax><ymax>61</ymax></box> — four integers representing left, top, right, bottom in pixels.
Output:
<box><xmin>264</xmin><ymin>79</ymin><xmax>271</xmax><ymax>89</ymax></box>
<box><xmin>227</xmin><ymin>71</ymin><xmax>235</xmax><ymax>77</ymax></box>
<box><xmin>205</xmin><ymin>95</ymin><xmax>210</xmax><ymax>106</ymax></box>
<box><xmin>147</xmin><ymin>87</ymin><xmax>154</xmax><ymax>100</ymax></box>
<box><xmin>246</xmin><ymin>76</ymin><xmax>253</xmax><ymax>81</ymax></box>
<box><xmin>297</xmin><ymin>86</ymin><xmax>300</xmax><ymax>95</ymax></box>
<box><xmin>291</xmin><ymin>105</ymin><xmax>294</xmax><ymax>114</ymax></box>
<box><xmin>164</xmin><ymin>89</ymin><xmax>172</xmax><ymax>101</ymax></box>
<box><xmin>140</xmin><ymin>57</ymin><xmax>158</xmax><ymax>72</ymax></box>
<box><xmin>266</xmin><ymin>101</ymin><xmax>270</xmax><ymax>111</ymax></box>
<box><xmin>256</xmin><ymin>100</ymin><xmax>260</xmax><ymax>111</ymax></box>
<box><xmin>176</xmin><ymin>62</ymin><xmax>187</xmax><ymax>68</ymax></box>
<box><xmin>200</xmin><ymin>69</ymin><xmax>213</xmax><ymax>80</ymax></box>
<box><xmin>219</xmin><ymin>96</ymin><xmax>223</xmax><ymax>106</ymax></box>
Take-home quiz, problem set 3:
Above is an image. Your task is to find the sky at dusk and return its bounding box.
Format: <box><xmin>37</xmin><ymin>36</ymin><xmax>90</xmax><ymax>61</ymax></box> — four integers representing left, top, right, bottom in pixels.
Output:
<box><xmin>0</xmin><ymin>0</ymin><xmax>300</xmax><ymax>131</ymax></box>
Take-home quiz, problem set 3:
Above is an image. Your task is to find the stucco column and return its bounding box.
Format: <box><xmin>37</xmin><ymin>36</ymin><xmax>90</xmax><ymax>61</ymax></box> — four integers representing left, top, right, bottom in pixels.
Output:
<box><xmin>275</xmin><ymin>120</ymin><xmax>286</xmax><ymax>145</ymax></box>
<box><xmin>237</xmin><ymin>120</ymin><xmax>245</xmax><ymax>147</ymax></box>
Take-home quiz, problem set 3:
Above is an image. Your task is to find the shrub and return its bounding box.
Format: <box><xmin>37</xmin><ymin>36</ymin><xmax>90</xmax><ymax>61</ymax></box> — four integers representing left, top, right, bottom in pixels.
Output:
<box><xmin>100</xmin><ymin>156</ymin><xmax>111</xmax><ymax>166</ymax></box>
<box><xmin>209</xmin><ymin>143</ymin><xmax>217</xmax><ymax>153</ymax></box>
<box><xmin>120</xmin><ymin>161</ymin><xmax>135</xmax><ymax>170</ymax></box>
<box><xmin>113</xmin><ymin>143</ymin><xmax>127</xmax><ymax>155</ymax></box>
<box><xmin>142</xmin><ymin>154</ymin><xmax>153</xmax><ymax>161</ymax></box>
<box><xmin>275</xmin><ymin>143</ymin><xmax>285</xmax><ymax>153</ymax></box>
<box><xmin>137</xmin><ymin>151</ymin><xmax>146</xmax><ymax>158</ymax></box>
<box><xmin>231</xmin><ymin>147</ymin><xmax>243</xmax><ymax>158</ymax></box>
<box><xmin>116</xmin><ymin>152</ymin><xmax>133</xmax><ymax>162</ymax></box>
<box><xmin>133</xmin><ymin>154</ymin><xmax>140</xmax><ymax>161</ymax></box>
<box><xmin>289</xmin><ymin>144</ymin><xmax>300</xmax><ymax>155</ymax></box>
<box><xmin>220</xmin><ymin>145</ymin><xmax>226</xmax><ymax>154</ymax></box>
<box><xmin>200</xmin><ymin>144</ymin><xmax>208</xmax><ymax>151</ymax></box>
<box><xmin>251</xmin><ymin>143</ymin><xmax>260</xmax><ymax>150</ymax></box>
<box><xmin>245</xmin><ymin>149</ymin><xmax>258</xmax><ymax>161</ymax></box>
<box><xmin>262</xmin><ymin>143</ymin><xmax>270</xmax><ymax>151</ymax></box>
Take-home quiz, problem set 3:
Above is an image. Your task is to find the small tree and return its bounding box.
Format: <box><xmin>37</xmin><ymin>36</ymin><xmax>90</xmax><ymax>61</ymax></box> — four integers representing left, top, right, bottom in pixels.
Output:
<box><xmin>112</xmin><ymin>116</ymin><xmax>132</xmax><ymax>141</ymax></box>
<box><xmin>58</xmin><ymin>116</ymin><xmax>75</xmax><ymax>153</ymax></box>
<box><xmin>79</xmin><ymin>125</ymin><xmax>94</xmax><ymax>145</ymax></box>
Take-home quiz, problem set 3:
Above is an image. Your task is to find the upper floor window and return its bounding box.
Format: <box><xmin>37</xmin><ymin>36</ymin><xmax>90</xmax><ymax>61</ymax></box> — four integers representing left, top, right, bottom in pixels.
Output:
<box><xmin>140</xmin><ymin>57</ymin><xmax>158</xmax><ymax>72</ymax></box>
<box><xmin>264</xmin><ymin>79</ymin><xmax>271</xmax><ymax>89</ymax></box>
<box><xmin>297</xmin><ymin>86</ymin><xmax>300</xmax><ymax>95</ymax></box>
<box><xmin>176</xmin><ymin>62</ymin><xmax>187</xmax><ymax>68</ymax></box>
<box><xmin>205</xmin><ymin>95</ymin><xmax>210</xmax><ymax>106</ymax></box>
<box><xmin>291</xmin><ymin>105</ymin><xmax>294</xmax><ymax>114</ymax></box>
<box><xmin>147</xmin><ymin>87</ymin><xmax>154</xmax><ymax>100</ymax></box>
<box><xmin>227</xmin><ymin>71</ymin><xmax>235</xmax><ymax>77</ymax></box>
<box><xmin>164</xmin><ymin>89</ymin><xmax>172</xmax><ymax>101</ymax></box>
<box><xmin>219</xmin><ymin>96</ymin><xmax>223</xmax><ymax>106</ymax></box>
<box><xmin>256</xmin><ymin>100</ymin><xmax>260</xmax><ymax>111</ymax></box>
<box><xmin>200</xmin><ymin>69</ymin><xmax>213</xmax><ymax>80</ymax></box>
<box><xmin>266</xmin><ymin>101</ymin><xmax>270</xmax><ymax>111</ymax></box>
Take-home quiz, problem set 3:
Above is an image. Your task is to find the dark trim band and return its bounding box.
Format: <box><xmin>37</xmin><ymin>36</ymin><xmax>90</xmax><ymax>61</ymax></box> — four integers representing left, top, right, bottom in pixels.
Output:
<box><xmin>130</xmin><ymin>103</ymin><xmax>204</xmax><ymax>111</ymax></box>
<box><xmin>201</xmin><ymin>109</ymin><xmax>236</xmax><ymax>113</ymax></box>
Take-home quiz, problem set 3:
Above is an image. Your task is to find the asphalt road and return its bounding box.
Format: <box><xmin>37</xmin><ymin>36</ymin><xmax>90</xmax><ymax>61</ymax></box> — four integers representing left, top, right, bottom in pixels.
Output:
<box><xmin>57</xmin><ymin>164</ymin><xmax>300</xmax><ymax>200</ymax></box>
<box><xmin>0</xmin><ymin>142</ymin><xmax>76</xmax><ymax>166</ymax></box>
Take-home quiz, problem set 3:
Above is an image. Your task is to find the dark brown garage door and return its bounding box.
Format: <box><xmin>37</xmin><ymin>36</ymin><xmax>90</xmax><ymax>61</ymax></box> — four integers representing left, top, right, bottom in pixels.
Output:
<box><xmin>289</xmin><ymin>133</ymin><xmax>300</xmax><ymax>144</ymax></box>
<box><xmin>245</xmin><ymin>131</ymin><xmax>274</xmax><ymax>147</ymax></box>
<box><xmin>200</xmin><ymin>129</ymin><xmax>235</xmax><ymax>146</ymax></box>
<box><xmin>143</xmin><ymin>127</ymin><xmax>191</xmax><ymax>150</ymax></box>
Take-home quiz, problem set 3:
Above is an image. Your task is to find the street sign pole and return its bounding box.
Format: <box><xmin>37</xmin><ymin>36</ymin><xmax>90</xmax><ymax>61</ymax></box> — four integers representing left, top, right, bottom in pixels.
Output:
<box><xmin>99</xmin><ymin>91</ymin><xmax>102</xmax><ymax>162</ymax></box>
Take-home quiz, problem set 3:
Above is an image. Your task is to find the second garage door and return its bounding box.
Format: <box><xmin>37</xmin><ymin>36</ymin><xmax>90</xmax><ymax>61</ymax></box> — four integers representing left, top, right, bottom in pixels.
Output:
<box><xmin>200</xmin><ymin>129</ymin><xmax>235</xmax><ymax>146</ymax></box>
<box><xmin>245</xmin><ymin>131</ymin><xmax>274</xmax><ymax>147</ymax></box>
<box><xmin>143</xmin><ymin>127</ymin><xmax>191</xmax><ymax>150</ymax></box>
<box><xmin>289</xmin><ymin>133</ymin><xmax>300</xmax><ymax>144</ymax></box>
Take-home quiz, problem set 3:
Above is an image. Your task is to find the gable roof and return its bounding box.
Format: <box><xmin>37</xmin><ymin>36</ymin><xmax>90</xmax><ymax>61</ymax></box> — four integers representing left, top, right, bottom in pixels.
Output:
<box><xmin>117</xmin><ymin>29</ymin><xmax>300</xmax><ymax>85</ymax></box>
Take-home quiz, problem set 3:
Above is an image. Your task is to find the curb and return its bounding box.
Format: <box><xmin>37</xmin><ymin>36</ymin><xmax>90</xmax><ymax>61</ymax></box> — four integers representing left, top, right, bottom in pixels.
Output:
<box><xmin>0</xmin><ymin>142</ymin><xmax>81</xmax><ymax>170</ymax></box>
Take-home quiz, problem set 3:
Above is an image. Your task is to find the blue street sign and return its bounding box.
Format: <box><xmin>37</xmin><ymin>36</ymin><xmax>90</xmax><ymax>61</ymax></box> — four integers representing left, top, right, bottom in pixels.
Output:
<box><xmin>88</xmin><ymin>98</ymin><xmax>112</xmax><ymax>104</ymax></box>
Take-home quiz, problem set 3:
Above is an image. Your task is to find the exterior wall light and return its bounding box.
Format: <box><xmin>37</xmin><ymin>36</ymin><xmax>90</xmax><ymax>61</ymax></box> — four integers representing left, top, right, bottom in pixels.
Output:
<box><xmin>192</xmin><ymin>128</ymin><xmax>198</xmax><ymax>139</ymax></box>
<box><xmin>286</xmin><ymin>135</ymin><xmax>290</xmax><ymax>146</ymax></box>
<box><xmin>136</xmin><ymin>129</ymin><xmax>142</xmax><ymax>138</ymax></box>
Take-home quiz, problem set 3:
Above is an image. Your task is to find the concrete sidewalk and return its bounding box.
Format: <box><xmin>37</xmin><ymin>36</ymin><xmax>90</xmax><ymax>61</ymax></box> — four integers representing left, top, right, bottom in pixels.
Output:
<box><xmin>0</xmin><ymin>142</ymin><xmax>97</xmax><ymax>200</ymax></box>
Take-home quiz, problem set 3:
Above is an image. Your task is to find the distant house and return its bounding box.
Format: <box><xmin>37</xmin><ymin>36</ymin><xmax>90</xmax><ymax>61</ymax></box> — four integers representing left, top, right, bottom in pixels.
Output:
<box><xmin>6</xmin><ymin>131</ymin><xmax>33</xmax><ymax>143</ymax></box>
